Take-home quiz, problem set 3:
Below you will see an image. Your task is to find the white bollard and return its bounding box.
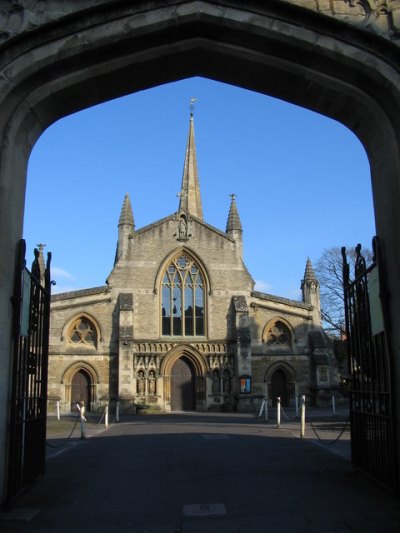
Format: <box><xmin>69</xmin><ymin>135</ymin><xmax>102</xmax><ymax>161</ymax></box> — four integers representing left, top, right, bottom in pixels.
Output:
<box><xmin>56</xmin><ymin>400</ymin><xmax>60</xmax><ymax>421</ymax></box>
<box><xmin>116</xmin><ymin>400</ymin><xmax>120</xmax><ymax>423</ymax></box>
<box><xmin>258</xmin><ymin>399</ymin><xmax>266</xmax><ymax>418</ymax></box>
<box><xmin>77</xmin><ymin>401</ymin><xmax>86</xmax><ymax>440</ymax></box>
<box><xmin>277</xmin><ymin>397</ymin><xmax>281</xmax><ymax>429</ymax></box>
<box><xmin>300</xmin><ymin>395</ymin><xmax>306</xmax><ymax>438</ymax></box>
<box><xmin>332</xmin><ymin>395</ymin><xmax>336</xmax><ymax>414</ymax></box>
<box><xmin>105</xmin><ymin>402</ymin><xmax>109</xmax><ymax>428</ymax></box>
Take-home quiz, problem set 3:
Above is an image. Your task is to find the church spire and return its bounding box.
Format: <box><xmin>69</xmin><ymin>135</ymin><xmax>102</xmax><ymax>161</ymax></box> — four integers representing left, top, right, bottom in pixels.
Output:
<box><xmin>226</xmin><ymin>194</ymin><xmax>243</xmax><ymax>259</ymax></box>
<box><xmin>303</xmin><ymin>257</ymin><xmax>317</xmax><ymax>284</ymax></box>
<box><xmin>116</xmin><ymin>193</ymin><xmax>134</xmax><ymax>263</ymax></box>
<box><xmin>119</xmin><ymin>193</ymin><xmax>134</xmax><ymax>228</ymax></box>
<box><xmin>226</xmin><ymin>194</ymin><xmax>243</xmax><ymax>233</ymax></box>
<box><xmin>178</xmin><ymin>102</ymin><xmax>203</xmax><ymax>220</ymax></box>
<box><xmin>301</xmin><ymin>257</ymin><xmax>321</xmax><ymax>324</ymax></box>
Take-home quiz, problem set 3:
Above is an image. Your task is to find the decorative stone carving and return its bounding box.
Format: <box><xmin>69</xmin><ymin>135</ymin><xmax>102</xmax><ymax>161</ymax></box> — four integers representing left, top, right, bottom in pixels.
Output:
<box><xmin>119</xmin><ymin>293</ymin><xmax>133</xmax><ymax>310</ymax></box>
<box><xmin>0</xmin><ymin>1</ymin><xmax>98</xmax><ymax>44</ymax></box>
<box><xmin>285</xmin><ymin>0</ymin><xmax>400</xmax><ymax>39</ymax></box>
<box><xmin>0</xmin><ymin>1</ymin><xmax>399</xmax><ymax>48</ymax></box>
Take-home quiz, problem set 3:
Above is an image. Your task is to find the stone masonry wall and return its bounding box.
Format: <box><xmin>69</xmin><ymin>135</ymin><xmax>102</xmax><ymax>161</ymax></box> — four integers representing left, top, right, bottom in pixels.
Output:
<box><xmin>1</xmin><ymin>1</ymin><xmax>400</xmax><ymax>48</ymax></box>
<box><xmin>108</xmin><ymin>215</ymin><xmax>254</xmax><ymax>341</ymax></box>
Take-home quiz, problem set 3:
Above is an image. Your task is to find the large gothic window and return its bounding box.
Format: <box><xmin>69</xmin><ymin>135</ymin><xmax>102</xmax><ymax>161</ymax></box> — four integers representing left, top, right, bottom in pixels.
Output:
<box><xmin>161</xmin><ymin>254</ymin><xmax>205</xmax><ymax>337</ymax></box>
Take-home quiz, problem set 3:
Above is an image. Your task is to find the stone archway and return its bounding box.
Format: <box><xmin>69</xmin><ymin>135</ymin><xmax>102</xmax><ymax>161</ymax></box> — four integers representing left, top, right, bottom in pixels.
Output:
<box><xmin>62</xmin><ymin>362</ymin><xmax>99</xmax><ymax>413</ymax></box>
<box><xmin>265</xmin><ymin>362</ymin><xmax>296</xmax><ymax>408</ymax></box>
<box><xmin>162</xmin><ymin>344</ymin><xmax>207</xmax><ymax>411</ymax></box>
<box><xmin>71</xmin><ymin>369</ymin><xmax>92</xmax><ymax>412</ymax></box>
<box><xmin>2</xmin><ymin>0</ymin><xmax>400</xmax><ymax>500</ymax></box>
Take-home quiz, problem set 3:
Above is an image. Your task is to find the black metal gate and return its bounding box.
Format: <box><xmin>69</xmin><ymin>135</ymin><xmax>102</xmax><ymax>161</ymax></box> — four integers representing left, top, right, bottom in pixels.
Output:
<box><xmin>342</xmin><ymin>237</ymin><xmax>398</xmax><ymax>493</ymax></box>
<box><xmin>7</xmin><ymin>239</ymin><xmax>52</xmax><ymax>503</ymax></box>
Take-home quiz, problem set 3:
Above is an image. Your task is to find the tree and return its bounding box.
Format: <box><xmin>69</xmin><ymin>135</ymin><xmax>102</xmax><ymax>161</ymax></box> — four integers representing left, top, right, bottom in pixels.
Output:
<box><xmin>315</xmin><ymin>245</ymin><xmax>373</xmax><ymax>337</ymax></box>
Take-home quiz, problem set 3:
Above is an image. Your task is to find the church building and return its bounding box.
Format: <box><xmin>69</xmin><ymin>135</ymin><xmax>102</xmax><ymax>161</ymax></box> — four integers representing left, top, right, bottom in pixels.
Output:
<box><xmin>48</xmin><ymin>112</ymin><xmax>339</xmax><ymax>414</ymax></box>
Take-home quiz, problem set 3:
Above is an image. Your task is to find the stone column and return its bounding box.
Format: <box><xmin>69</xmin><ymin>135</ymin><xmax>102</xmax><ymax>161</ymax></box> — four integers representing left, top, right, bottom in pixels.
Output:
<box><xmin>118</xmin><ymin>293</ymin><xmax>134</xmax><ymax>411</ymax></box>
<box><xmin>232</xmin><ymin>296</ymin><xmax>253</xmax><ymax>411</ymax></box>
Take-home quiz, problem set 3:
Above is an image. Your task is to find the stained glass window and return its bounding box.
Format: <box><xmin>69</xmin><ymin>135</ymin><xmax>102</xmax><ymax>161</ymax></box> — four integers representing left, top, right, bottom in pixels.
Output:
<box><xmin>161</xmin><ymin>254</ymin><xmax>205</xmax><ymax>336</ymax></box>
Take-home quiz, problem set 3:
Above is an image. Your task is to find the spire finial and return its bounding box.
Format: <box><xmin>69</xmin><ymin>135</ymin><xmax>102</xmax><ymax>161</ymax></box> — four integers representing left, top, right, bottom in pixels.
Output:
<box><xmin>226</xmin><ymin>194</ymin><xmax>242</xmax><ymax>233</ymax></box>
<box><xmin>189</xmin><ymin>97</ymin><xmax>197</xmax><ymax>116</ymax></box>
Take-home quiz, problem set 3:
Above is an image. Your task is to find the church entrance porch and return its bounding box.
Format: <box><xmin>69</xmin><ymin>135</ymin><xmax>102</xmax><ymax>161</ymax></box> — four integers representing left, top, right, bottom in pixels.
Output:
<box><xmin>170</xmin><ymin>357</ymin><xmax>195</xmax><ymax>411</ymax></box>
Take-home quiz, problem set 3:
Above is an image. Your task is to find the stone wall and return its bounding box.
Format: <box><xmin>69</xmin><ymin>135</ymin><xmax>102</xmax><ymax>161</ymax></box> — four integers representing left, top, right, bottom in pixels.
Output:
<box><xmin>285</xmin><ymin>0</ymin><xmax>400</xmax><ymax>39</ymax></box>
<box><xmin>108</xmin><ymin>215</ymin><xmax>253</xmax><ymax>340</ymax></box>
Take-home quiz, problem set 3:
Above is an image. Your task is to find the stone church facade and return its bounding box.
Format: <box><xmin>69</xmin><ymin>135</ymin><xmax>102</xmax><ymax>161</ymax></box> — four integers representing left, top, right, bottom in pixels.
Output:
<box><xmin>48</xmin><ymin>113</ymin><xmax>339</xmax><ymax>414</ymax></box>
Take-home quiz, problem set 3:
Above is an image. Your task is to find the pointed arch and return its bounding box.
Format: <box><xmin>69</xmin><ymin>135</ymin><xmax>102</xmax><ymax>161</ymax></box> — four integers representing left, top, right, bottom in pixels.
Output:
<box><xmin>62</xmin><ymin>312</ymin><xmax>102</xmax><ymax>349</ymax></box>
<box><xmin>161</xmin><ymin>344</ymin><xmax>207</xmax><ymax>376</ymax></box>
<box><xmin>161</xmin><ymin>344</ymin><xmax>208</xmax><ymax>410</ymax></box>
<box><xmin>1</xmin><ymin>0</ymin><xmax>400</xmax><ymax>496</ymax></box>
<box><xmin>62</xmin><ymin>361</ymin><xmax>100</xmax><ymax>385</ymax></box>
<box><xmin>264</xmin><ymin>361</ymin><xmax>296</xmax><ymax>384</ymax></box>
<box><xmin>157</xmin><ymin>248</ymin><xmax>210</xmax><ymax>338</ymax></box>
<box><xmin>61</xmin><ymin>361</ymin><xmax>99</xmax><ymax>412</ymax></box>
<box><xmin>262</xmin><ymin>317</ymin><xmax>294</xmax><ymax>348</ymax></box>
<box><xmin>264</xmin><ymin>362</ymin><xmax>296</xmax><ymax>407</ymax></box>
<box><xmin>154</xmin><ymin>246</ymin><xmax>212</xmax><ymax>295</ymax></box>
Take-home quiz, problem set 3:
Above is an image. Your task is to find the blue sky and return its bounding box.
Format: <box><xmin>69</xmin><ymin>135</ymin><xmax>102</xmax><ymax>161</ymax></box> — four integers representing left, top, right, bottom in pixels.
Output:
<box><xmin>24</xmin><ymin>77</ymin><xmax>374</xmax><ymax>298</ymax></box>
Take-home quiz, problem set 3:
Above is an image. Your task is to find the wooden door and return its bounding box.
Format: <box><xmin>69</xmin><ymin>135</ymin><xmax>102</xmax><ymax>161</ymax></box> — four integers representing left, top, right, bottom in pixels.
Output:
<box><xmin>71</xmin><ymin>370</ymin><xmax>91</xmax><ymax>411</ymax></box>
<box><xmin>271</xmin><ymin>369</ymin><xmax>289</xmax><ymax>407</ymax></box>
<box><xmin>171</xmin><ymin>357</ymin><xmax>195</xmax><ymax>411</ymax></box>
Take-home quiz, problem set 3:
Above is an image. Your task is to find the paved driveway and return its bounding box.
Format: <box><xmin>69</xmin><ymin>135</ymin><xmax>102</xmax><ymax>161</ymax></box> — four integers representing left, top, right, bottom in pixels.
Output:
<box><xmin>2</xmin><ymin>412</ymin><xmax>400</xmax><ymax>532</ymax></box>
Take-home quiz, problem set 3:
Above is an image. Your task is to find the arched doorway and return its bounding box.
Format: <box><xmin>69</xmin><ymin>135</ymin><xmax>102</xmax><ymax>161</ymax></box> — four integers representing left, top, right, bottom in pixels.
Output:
<box><xmin>271</xmin><ymin>369</ymin><xmax>289</xmax><ymax>407</ymax></box>
<box><xmin>1</xmin><ymin>0</ymin><xmax>400</xmax><ymax>500</ymax></box>
<box><xmin>170</xmin><ymin>357</ymin><xmax>195</xmax><ymax>411</ymax></box>
<box><xmin>71</xmin><ymin>370</ymin><xmax>91</xmax><ymax>412</ymax></box>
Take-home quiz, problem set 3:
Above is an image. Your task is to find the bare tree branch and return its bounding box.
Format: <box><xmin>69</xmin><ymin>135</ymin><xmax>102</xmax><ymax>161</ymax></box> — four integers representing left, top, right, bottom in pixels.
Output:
<box><xmin>315</xmin><ymin>245</ymin><xmax>373</xmax><ymax>337</ymax></box>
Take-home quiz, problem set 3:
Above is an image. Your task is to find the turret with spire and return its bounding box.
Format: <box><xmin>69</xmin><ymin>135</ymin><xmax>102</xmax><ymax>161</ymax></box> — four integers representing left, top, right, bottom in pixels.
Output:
<box><xmin>178</xmin><ymin>100</ymin><xmax>203</xmax><ymax>220</ymax></box>
<box><xmin>301</xmin><ymin>257</ymin><xmax>321</xmax><ymax>324</ymax></box>
<box><xmin>226</xmin><ymin>194</ymin><xmax>243</xmax><ymax>259</ymax></box>
<box><xmin>116</xmin><ymin>193</ymin><xmax>134</xmax><ymax>263</ymax></box>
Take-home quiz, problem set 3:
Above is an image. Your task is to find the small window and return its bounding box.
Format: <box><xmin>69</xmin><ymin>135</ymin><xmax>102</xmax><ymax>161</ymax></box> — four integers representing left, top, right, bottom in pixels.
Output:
<box><xmin>68</xmin><ymin>317</ymin><xmax>97</xmax><ymax>347</ymax></box>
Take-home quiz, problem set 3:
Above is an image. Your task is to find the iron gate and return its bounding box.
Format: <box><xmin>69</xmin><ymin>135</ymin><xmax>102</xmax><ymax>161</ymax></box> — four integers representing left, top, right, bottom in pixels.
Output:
<box><xmin>7</xmin><ymin>239</ymin><xmax>52</xmax><ymax>503</ymax></box>
<box><xmin>342</xmin><ymin>237</ymin><xmax>398</xmax><ymax>493</ymax></box>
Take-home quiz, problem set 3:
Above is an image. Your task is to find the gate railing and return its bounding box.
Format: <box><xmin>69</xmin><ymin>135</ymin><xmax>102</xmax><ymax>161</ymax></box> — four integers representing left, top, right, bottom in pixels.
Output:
<box><xmin>7</xmin><ymin>240</ymin><xmax>52</xmax><ymax>503</ymax></box>
<box><xmin>342</xmin><ymin>237</ymin><xmax>398</xmax><ymax>493</ymax></box>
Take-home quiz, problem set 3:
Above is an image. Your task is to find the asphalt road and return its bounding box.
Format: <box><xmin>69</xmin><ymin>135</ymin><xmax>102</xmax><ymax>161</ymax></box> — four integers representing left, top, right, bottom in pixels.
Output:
<box><xmin>2</xmin><ymin>412</ymin><xmax>400</xmax><ymax>532</ymax></box>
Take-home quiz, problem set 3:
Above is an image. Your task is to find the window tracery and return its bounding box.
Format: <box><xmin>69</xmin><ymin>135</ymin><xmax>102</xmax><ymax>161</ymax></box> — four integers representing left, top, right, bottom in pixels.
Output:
<box><xmin>265</xmin><ymin>321</ymin><xmax>291</xmax><ymax>346</ymax></box>
<box><xmin>68</xmin><ymin>316</ymin><xmax>97</xmax><ymax>347</ymax></box>
<box><xmin>161</xmin><ymin>253</ymin><xmax>205</xmax><ymax>337</ymax></box>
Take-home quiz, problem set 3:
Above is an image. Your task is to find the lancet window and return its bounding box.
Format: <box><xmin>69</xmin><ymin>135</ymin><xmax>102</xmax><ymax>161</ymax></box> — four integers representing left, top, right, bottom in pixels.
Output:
<box><xmin>161</xmin><ymin>254</ymin><xmax>205</xmax><ymax>337</ymax></box>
